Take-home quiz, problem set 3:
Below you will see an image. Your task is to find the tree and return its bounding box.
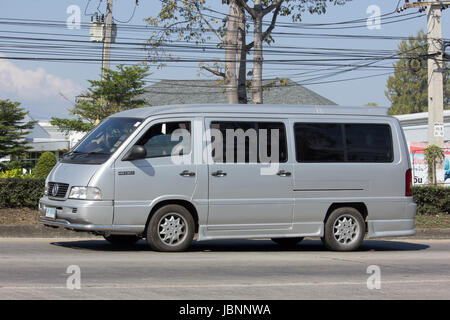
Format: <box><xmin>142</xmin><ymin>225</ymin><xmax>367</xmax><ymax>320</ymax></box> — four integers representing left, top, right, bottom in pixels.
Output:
<box><xmin>196</xmin><ymin>0</ymin><xmax>242</xmax><ymax>104</ymax></box>
<box><xmin>386</xmin><ymin>30</ymin><xmax>450</xmax><ymax>115</ymax></box>
<box><xmin>146</xmin><ymin>0</ymin><xmax>348</xmax><ymax>104</ymax></box>
<box><xmin>0</xmin><ymin>100</ymin><xmax>35</xmax><ymax>163</ymax></box>
<box><xmin>51</xmin><ymin>64</ymin><xmax>150</xmax><ymax>132</ymax></box>
<box><xmin>224</xmin><ymin>0</ymin><xmax>239</xmax><ymax>104</ymax></box>
<box><xmin>33</xmin><ymin>152</ymin><xmax>57</xmax><ymax>179</ymax></box>
<box><xmin>238</xmin><ymin>0</ymin><xmax>348</xmax><ymax>103</ymax></box>
<box><xmin>146</xmin><ymin>0</ymin><xmax>242</xmax><ymax>102</ymax></box>
<box><xmin>424</xmin><ymin>144</ymin><xmax>445</xmax><ymax>185</ymax></box>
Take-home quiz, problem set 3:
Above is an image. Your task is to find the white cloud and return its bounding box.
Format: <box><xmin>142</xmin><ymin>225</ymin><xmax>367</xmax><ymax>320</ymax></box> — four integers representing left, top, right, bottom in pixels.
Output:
<box><xmin>0</xmin><ymin>58</ymin><xmax>81</xmax><ymax>102</ymax></box>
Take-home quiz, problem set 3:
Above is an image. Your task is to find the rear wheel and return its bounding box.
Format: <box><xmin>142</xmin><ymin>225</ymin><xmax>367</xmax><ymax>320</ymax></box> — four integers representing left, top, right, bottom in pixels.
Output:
<box><xmin>271</xmin><ymin>237</ymin><xmax>304</xmax><ymax>246</ymax></box>
<box><xmin>146</xmin><ymin>204</ymin><xmax>195</xmax><ymax>252</ymax></box>
<box><xmin>103</xmin><ymin>234</ymin><xmax>140</xmax><ymax>245</ymax></box>
<box><xmin>321</xmin><ymin>207</ymin><xmax>365</xmax><ymax>251</ymax></box>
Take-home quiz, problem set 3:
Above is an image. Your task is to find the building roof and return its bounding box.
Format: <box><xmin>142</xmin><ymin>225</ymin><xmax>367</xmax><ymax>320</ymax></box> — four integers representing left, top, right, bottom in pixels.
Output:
<box><xmin>38</xmin><ymin>121</ymin><xmax>69</xmax><ymax>140</ymax></box>
<box><xmin>394</xmin><ymin>110</ymin><xmax>450</xmax><ymax>143</ymax></box>
<box><xmin>394</xmin><ymin>110</ymin><xmax>450</xmax><ymax>127</ymax></box>
<box><xmin>112</xmin><ymin>103</ymin><xmax>389</xmax><ymax>119</ymax></box>
<box><xmin>141</xmin><ymin>79</ymin><xmax>337</xmax><ymax>106</ymax></box>
<box><xmin>20</xmin><ymin>115</ymin><xmax>70</xmax><ymax>152</ymax></box>
<box><xmin>23</xmin><ymin>114</ymin><xmax>50</xmax><ymax>141</ymax></box>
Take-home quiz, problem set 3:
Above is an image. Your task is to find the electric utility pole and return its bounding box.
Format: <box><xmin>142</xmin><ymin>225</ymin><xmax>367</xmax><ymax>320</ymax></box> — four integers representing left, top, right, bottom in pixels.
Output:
<box><xmin>102</xmin><ymin>0</ymin><xmax>113</xmax><ymax>80</ymax></box>
<box><xmin>400</xmin><ymin>1</ymin><xmax>449</xmax><ymax>184</ymax></box>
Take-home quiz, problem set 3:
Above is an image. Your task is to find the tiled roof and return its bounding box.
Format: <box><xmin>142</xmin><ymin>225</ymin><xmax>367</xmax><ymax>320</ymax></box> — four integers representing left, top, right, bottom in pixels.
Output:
<box><xmin>140</xmin><ymin>79</ymin><xmax>336</xmax><ymax>106</ymax></box>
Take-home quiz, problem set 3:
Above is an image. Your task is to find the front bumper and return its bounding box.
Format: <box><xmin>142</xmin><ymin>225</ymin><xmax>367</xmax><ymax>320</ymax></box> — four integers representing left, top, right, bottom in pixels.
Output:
<box><xmin>38</xmin><ymin>197</ymin><xmax>143</xmax><ymax>235</ymax></box>
<box><xmin>38</xmin><ymin>216</ymin><xmax>144</xmax><ymax>235</ymax></box>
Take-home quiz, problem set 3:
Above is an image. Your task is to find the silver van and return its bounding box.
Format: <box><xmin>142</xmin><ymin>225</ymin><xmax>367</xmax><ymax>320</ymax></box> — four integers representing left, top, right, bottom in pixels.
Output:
<box><xmin>39</xmin><ymin>104</ymin><xmax>416</xmax><ymax>251</ymax></box>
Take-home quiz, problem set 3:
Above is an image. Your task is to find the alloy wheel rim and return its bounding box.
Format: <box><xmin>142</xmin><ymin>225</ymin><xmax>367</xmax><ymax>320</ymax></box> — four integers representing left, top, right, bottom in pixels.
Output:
<box><xmin>158</xmin><ymin>213</ymin><xmax>187</xmax><ymax>246</ymax></box>
<box><xmin>333</xmin><ymin>215</ymin><xmax>359</xmax><ymax>244</ymax></box>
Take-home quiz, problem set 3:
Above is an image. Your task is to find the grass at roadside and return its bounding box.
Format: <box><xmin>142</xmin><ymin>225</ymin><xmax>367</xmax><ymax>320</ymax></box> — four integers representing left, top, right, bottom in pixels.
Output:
<box><xmin>415</xmin><ymin>214</ymin><xmax>450</xmax><ymax>229</ymax></box>
<box><xmin>0</xmin><ymin>208</ymin><xmax>40</xmax><ymax>224</ymax></box>
<box><xmin>1</xmin><ymin>208</ymin><xmax>450</xmax><ymax>229</ymax></box>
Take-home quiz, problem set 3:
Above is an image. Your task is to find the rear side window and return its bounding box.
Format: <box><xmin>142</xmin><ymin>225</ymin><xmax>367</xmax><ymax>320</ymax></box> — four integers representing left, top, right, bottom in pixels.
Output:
<box><xmin>210</xmin><ymin>121</ymin><xmax>288</xmax><ymax>163</ymax></box>
<box><xmin>345</xmin><ymin>124</ymin><xmax>393</xmax><ymax>162</ymax></box>
<box><xmin>294</xmin><ymin>123</ymin><xmax>393</xmax><ymax>163</ymax></box>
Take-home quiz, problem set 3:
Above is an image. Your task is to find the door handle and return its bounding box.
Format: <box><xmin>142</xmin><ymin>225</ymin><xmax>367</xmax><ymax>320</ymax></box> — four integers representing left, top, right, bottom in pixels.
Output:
<box><xmin>277</xmin><ymin>170</ymin><xmax>291</xmax><ymax>177</ymax></box>
<box><xmin>211</xmin><ymin>170</ymin><xmax>227</xmax><ymax>177</ymax></box>
<box><xmin>179</xmin><ymin>170</ymin><xmax>195</xmax><ymax>177</ymax></box>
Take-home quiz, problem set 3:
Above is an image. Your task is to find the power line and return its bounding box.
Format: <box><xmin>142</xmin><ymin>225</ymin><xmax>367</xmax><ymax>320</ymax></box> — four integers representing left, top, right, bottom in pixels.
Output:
<box><xmin>0</xmin><ymin>5</ymin><xmax>443</xmax><ymax>91</ymax></box>
<box><xmin>112</xmin><ymin>0</ymin><xmax>139</xmax><ymax>23</ymax></box>
<box><xmin>0</xmin><ymin>13</ymin><xmax>436</xmax><ymax>39</ymax></box>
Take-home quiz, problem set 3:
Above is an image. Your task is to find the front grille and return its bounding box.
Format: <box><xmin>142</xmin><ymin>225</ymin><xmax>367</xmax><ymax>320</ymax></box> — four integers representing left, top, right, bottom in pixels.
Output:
<box><xmin>48</xmin><ymin>182</ymin><xmax>69</xmax><ymax>198</ymax></box>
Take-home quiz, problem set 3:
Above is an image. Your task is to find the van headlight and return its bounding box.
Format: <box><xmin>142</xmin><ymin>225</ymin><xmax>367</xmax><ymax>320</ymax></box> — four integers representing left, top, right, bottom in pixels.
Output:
<box><xmin>68</xmin><ymin>187</ymin><xmax>102</xmax><ymax>200</ymax></box>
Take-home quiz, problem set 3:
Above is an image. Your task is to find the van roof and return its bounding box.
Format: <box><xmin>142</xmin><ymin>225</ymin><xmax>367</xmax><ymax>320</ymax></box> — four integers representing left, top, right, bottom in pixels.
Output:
<box><xmin>110</xmin><ymin>104</ymin><xmax>389</xmax><ymax>119</ymax></box>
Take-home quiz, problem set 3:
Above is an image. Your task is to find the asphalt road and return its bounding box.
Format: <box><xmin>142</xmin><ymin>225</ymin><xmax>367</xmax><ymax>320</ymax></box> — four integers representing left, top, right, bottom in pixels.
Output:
<box><xmin>1</xmin><ymin>238</ymin><xmax>450</xmax><ymax>300</ymax></box>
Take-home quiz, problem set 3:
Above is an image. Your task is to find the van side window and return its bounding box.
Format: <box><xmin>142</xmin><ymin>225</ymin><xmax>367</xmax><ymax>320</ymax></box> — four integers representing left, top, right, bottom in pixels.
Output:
<box><xmin>345</xmin><ymin>124</ymin><xmax>393</xmax><ymax>162</ymax></box>
<box><xmin>294</xmin><ymin>123</ymin><xmax>344</xmax><ymax>162</ymax></box>
<box><xmin>210</xmin><ymin>121</ymin><xmax>287</xmax><ymax>163</ymax></box>
<box><xmin>136</xmin><ymin>121</ymin><xmax>191</xmax><ymax>158</ymax></box>
<box><xmin>294</xmin><ymin>123</ymin><xmax>393</xmax><ymax>163</ymax></box>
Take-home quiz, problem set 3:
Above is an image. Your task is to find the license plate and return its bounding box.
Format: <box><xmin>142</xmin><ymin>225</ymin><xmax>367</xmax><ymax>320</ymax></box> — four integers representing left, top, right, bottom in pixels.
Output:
<box><xmin>45</xmin><ymin>207</ymin><xmax>56</xmax><ymax>219</ymax></box>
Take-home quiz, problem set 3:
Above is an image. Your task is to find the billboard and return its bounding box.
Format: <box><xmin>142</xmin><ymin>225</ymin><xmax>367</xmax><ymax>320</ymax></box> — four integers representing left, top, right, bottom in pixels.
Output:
<box><xmin>410</xmin><ymin>142</ymin><xmax>450</xmax><ymax>186</ymax></box>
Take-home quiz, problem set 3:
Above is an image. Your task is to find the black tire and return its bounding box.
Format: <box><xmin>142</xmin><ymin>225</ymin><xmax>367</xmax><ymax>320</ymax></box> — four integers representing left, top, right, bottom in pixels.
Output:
<box><xmin>103</xmin><ymin>234</ymin><xmax>140</xmax><ymax>245</ymax></box>
<box><xmin>321</xmin><ymin>207</ymin><xmax>366</xmax><ymax>251</ymax></box>
<box><xmin>146</xmin><ymin>204</ymin><xmax>195</xmax><ymax>252</ymax></box>
<box><xmin>271</xmin><ymin>237</ymin><xmax>304</xmax><ymax>246</ymax></box>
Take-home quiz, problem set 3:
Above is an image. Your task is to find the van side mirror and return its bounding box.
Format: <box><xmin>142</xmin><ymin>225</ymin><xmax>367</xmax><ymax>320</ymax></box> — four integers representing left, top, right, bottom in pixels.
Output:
<box><xmin>123</xmin><ymin>145</ymin><xmax>146</xmax><ymax>161</ymax></box>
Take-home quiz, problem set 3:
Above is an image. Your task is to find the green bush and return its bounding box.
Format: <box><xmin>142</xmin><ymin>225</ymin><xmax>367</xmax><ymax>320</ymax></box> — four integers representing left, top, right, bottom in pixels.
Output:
<box><xmin>32</xmin><ymin>152</ymin><xmax>56</xmax><ymax>179</ymax></box>
<box><xmin>413</xmin><ymin>186</ymin><xmax>450</xmax><ymax>215</ymax></box>
<box><xmin>0</xmin><ymin>168</ymin><xmax>23</xmax><ymax>178</ymax></box>
<box><xmin>0</xmin><ymin>178</ymin><xmax>45</xmax><ymax>208</ymax></box>
<box><xmin>0</xmin><ymin>168</ymin><xmax>33</xmax><ymax>178</ymax></box>
<box><xmin>0</xmin><ymin>160</ymin><xmax>25</xmax><ymax>172</ymax></box>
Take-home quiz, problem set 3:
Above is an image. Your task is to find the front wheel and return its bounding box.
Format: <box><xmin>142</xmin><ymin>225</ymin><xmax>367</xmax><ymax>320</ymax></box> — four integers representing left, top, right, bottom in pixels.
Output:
<box><xmin>321</xmin><ymin>207</ymin><xmax>365</xmax><ymax>251</ymax></box>
<box><xmin>146</xmin><ymin>204</ymin><xmax>195</xmax><ymax>252</ymax></box>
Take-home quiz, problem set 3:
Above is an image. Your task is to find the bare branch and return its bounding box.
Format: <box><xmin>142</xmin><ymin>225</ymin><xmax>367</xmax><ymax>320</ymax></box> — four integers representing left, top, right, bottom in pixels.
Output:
<box><xmin>237</xmin><ymin>0</ymin><xmax>256</xmax><ymax>18</ymax></box>
<box><xmin>246</xmin><ymin>3</ymin><xmax>281</xmax><ymax>52</ymax></box>
<box><xmin>191</xmin><ymin>0</ymin><xmax>224</xmax><ymax>42</ymax></box>
<box><xmin>200</xmin><ymin>65</ymin><xmax>225</xmax><ymax>78</ymax></box>
<box><xmin>262</xmin><ymin>0</ymin><xmax>284</xmax><ymax>17</ymax></box>
<box><xmin>58</xmin><ymin>92</ymin><xmax>77</xmax><ymax>107</ymax></box>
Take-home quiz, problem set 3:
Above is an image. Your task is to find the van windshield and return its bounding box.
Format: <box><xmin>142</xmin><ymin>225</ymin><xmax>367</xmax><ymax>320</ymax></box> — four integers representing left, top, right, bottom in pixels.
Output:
<box><xmin>61</xmin><ymin>117</ymin><xmax>143</xmax><ymax>164</ymax></box>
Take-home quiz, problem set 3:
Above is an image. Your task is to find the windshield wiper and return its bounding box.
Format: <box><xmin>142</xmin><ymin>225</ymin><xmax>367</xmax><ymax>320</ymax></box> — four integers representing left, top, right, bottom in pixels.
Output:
<box><xmin>64</xmin><ymin>150</ymin><xmax>110</xmax><ymax>157</ymax></box>
<box><xmin>86</xmin><ymin>151</ymin><xmax>110</xmax><ymax>155</ymax></box>
<box><xmin>64</xmin><ymin>150</ymin><xmax>85</xmax><ymax>156</ymax></box>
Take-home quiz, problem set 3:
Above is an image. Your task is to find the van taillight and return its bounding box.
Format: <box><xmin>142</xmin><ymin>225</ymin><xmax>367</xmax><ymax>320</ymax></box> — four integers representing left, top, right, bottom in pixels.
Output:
<box><xmin>405</xmin><ymin>169</ymin><xmax>413</xmax><ymax>196</ymax></box>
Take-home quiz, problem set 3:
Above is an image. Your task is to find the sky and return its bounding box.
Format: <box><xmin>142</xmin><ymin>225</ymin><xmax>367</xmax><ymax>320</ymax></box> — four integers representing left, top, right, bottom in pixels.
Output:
<box><xmin>0</xmin><ymin>0</ymin><xmax>449</xmax><ymax>120</ymax></box>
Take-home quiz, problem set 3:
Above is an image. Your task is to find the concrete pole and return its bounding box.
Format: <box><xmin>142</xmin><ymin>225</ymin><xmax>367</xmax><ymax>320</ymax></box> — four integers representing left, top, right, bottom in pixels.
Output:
<box><xmin>427</xmin><ymin>4</ymin><xmax>445</xmax><ymax>183</ymax></box>
<box><xmin>101</xmin><ymin>0</ymin><xmax>113</xmax><ymax>80</ymax></box>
